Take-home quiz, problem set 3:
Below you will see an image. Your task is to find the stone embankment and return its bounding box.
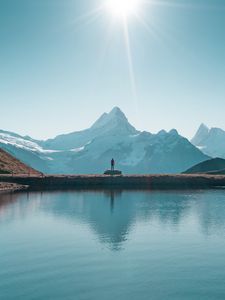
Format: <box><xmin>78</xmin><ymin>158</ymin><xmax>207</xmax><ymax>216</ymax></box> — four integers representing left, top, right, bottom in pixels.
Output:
<box><xmin>0</xmin><ymin>174</ymin><xmax>225</xmax><ymax>191</ymax></box>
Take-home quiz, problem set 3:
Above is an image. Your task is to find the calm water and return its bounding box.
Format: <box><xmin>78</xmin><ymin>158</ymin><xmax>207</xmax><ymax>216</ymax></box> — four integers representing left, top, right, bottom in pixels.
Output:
<box><xmin>1</xmin><ymin>189</ymin><xmax>225</xmax><ymax>300</ymax></box>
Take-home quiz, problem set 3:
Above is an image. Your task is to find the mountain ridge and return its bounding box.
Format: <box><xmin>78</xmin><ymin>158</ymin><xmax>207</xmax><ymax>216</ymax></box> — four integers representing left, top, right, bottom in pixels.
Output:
<box><xmin>0</xmin><ymin>107</ymin><xmax>209</xmax><ymax>174</ymax></box>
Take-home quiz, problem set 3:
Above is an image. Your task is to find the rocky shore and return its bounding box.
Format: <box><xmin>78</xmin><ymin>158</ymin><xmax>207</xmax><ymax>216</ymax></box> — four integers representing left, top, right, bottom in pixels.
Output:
<box><xmin>0</xmin><ymin>182</ymin><xmax>28</xmax><ymax>193</ymax></box>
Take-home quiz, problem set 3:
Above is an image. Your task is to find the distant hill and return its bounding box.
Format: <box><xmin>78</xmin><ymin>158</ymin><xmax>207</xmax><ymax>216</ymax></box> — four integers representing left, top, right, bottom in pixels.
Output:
<box><xmin>0</xmin><ymin>148</ymin><xmax>41</xmax><ymax>175</ymax></box>
<box><xmin>183</xmin><ymin>158</ymin><xmax>225</xmax><ymax>175</ymax></box>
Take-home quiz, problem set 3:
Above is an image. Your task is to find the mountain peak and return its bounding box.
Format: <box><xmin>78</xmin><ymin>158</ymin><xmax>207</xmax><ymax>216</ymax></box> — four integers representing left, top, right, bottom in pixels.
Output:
<box><xmin>192</xmin><ymin>123</ymin><xmax>209</xmax><ymax>146</ymax></box>
<box><xmin>169</xmin><ymin>129</ymin><xmax>179</xmax><ymax>136</ymax></box>
<box><xmin>91</xmin><ymin>107</ymin><xmax>137</xmax><ymax>135</ymax></box>
<box><xmin>105</xmin><ymin>107</ymin><xmax>128</xmax><ymax>123</ymax></box>
<box><xmin>109</xmin><ymin>106</ymin><xmax>126</xmax><ymax>117</ymax></box>
<box><xmin>199</xmin><ymin>123</ymin><xmax>209</xmax><ymax>131</ymax></box>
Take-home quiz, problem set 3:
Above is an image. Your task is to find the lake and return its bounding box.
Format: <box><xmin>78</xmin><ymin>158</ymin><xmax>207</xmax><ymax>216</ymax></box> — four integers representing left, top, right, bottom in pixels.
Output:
<box><xmin>1</xmin><ymin>189</ymin><xmax>225</xmax><ymax>299</ymax></box>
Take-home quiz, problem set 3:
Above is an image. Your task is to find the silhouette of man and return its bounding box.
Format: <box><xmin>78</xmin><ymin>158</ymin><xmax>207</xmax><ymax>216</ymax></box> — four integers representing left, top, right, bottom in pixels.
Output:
<box><xmin>111</xmin><ymin>158</ymin><xmax>115</xmax><ymax>171</ymax></box>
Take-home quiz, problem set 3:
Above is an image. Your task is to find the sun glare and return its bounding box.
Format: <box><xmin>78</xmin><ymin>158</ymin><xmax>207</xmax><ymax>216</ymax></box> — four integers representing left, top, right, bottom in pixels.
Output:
<box><xmin>105</xmin><ymin>0</ymin><xmax>142</xmax><ymax>18</ymax></box>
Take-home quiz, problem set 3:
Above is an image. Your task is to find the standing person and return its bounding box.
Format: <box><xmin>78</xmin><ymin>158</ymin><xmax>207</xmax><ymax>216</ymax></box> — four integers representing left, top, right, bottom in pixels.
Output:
<box><xmin>111</xmin><ymin>158</ymin><xmax>115</xmax><ymax>171</ymax></box>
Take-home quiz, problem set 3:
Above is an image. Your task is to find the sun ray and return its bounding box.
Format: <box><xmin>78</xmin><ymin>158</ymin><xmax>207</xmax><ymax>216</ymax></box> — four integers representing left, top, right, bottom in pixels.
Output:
<box><xmin>66</xmin><ymin>0</ymin><xmax>223</xmax><ymax>113</ymax></box>
<box><xmin>134</xmin><ymin>13</ymin><xmax>162</xmax><ymax>43</ymax></box>
<box><xmin>123</xmin><ymin>19</ymin><xmax>138</xmax><ymax>108</ymax></box>
<box><xmin>66</xmin><ymin>6</ymin><xmax>104</xmax><ymax>31</ymax></box>
<box><xmin>65</xmin><ymin>0</ymin><xmax>224</xmax><ymax>123</ymax></box>
<box><xmin>143</xmin><ymin>0</ymin><xmax>222</xmax><ymax>11</ymax></box>
<box><xmin>87</xmin><ymin>20</ymin><xmax>117</xmax><ymax>95</ymax></box>
<box><xmin>134</xmin><ymin>12</ymin><xmax>180</xmax><ymax>49</ymax></box>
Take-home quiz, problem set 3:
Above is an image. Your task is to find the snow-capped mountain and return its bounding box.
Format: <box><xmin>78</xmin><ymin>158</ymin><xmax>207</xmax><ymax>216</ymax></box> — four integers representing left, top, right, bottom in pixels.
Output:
<box><xmin>0</xmin><ymin>108</ymin><xmax>209</xmax><ymax>174</ymax></box>
<box><xmin>42</xmin><ymin>107</ymin><xmax>138</xmax><ymax>150</ymax></box>
<box><xmin>0</xmin><ymin>130</ymin><xmax>54</xmax><ymax>172</ymax></box>
<box><xmin>191</xmin><ymin>124</ymin><xmax>225</xmax><ymax>158</ymax></box>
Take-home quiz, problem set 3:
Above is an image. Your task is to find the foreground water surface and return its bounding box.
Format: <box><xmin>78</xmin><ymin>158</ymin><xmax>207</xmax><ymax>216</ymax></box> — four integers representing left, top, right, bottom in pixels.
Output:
<box><xmin>1</xmin><ymin>189</ymin><xmax>225</xmax><ymax>299</ymax></box>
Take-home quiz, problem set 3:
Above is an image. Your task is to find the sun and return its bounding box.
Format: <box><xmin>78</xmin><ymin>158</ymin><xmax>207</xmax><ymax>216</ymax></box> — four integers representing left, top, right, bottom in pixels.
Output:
<box><xmin>105</xmin><ymin>0</ymin><xmax>142</xmax><ymax>18</ymax></box>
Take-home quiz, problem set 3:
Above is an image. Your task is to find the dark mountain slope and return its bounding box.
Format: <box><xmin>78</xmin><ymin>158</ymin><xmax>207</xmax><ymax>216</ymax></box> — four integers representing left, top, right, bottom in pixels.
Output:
<box><xmin>183</xmin><ymin>158</ymin><xmax>225</xmax><ymax>174</ymax></box>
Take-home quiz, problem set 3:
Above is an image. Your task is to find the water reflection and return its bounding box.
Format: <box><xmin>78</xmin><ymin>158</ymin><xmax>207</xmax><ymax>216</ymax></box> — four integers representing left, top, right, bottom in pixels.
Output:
<box><xmin>0</xmin><ymin>189</ymin><xmax>225</xmax><ymax>250</ymax></box>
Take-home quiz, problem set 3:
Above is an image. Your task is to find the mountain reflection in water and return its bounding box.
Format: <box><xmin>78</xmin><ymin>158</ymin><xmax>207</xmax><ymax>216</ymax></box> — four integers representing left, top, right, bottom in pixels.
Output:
<box><xmin>1</xmin><ymin>189</ymin><xmax>225</xmax><ymax>251</ymax></box>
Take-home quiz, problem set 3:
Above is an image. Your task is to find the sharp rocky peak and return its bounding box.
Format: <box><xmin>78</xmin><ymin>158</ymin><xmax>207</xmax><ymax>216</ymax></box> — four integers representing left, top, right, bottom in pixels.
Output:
<box><xmin>109</xmin><ymin>106</ymin><xmax>126</xmax><ymax>117</ymax></box>
<box><xmin>91</xmin><ymin>107</ymin><xmax>134</xmax><ymax>131</ymax></box>
<box><xmin>191</xmin><ymin>123</ymin><xmax>210</xmax><ymax>145</ymax></box>
<box><xmin>199</xmin><ymin>123</ymin><xmax>209</xmax><ymax>131</ymax></box>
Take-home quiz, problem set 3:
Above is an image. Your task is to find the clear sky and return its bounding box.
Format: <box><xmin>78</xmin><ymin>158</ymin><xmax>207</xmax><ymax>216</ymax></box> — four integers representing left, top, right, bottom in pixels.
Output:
<box><xmin>1</xmin><ymin>0</ymin><xmax>225</xmax><ymax>140</ymax></box>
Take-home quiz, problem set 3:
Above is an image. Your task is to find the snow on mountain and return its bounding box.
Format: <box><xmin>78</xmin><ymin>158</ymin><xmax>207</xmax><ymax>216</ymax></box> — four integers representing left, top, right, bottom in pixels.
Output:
<box><xmin>0</xmin><ymin>130</ymin><xmax>57</xmax><ymax>172</ymax></box>
<box><xmin>0</xmin><ymin>108</ymin><xmax>209</xmax><ymax>174</ymax></box>
<box><xmin>61</xmin><ymin>125</ymin><xmax>209</xmax><ymax>174</ymax></box>
<box><xmin>91</xmin><ymin>106</ymin><xmax>137</xmax><ymax>134</ymax></box>
<box><xmin>191</xmin><ymin>124</ymin><xmax>225</xmax><ymax>158</ymax></box>
<box><xmin>42</xmin><ymin>107</ymin><xmax>139</xmax><ymax>150</ymax></box>
<box><xmin>0</xmin><ymin>131</ymin><xmax>48</xmax><ymax>153</ymax></box>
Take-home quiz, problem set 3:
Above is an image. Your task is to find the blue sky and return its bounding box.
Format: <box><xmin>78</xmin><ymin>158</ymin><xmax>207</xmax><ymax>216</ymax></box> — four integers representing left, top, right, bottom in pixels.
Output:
<box><xmin>1</xmin><ymin>0</ymin><xmax>225</xmax><ymax>139</ymax></box>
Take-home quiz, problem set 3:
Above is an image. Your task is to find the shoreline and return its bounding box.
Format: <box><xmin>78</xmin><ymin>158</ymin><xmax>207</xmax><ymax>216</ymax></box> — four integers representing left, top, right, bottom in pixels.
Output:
<box><xmin>0</xmin><ymin>182</ymin><xmax>28</xmax><ymax>194</ymax></box>
<box><xmin>0</xmin><ymin>174</ymin><xmax>225</xmax><ymax>192</ymax></box>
